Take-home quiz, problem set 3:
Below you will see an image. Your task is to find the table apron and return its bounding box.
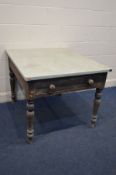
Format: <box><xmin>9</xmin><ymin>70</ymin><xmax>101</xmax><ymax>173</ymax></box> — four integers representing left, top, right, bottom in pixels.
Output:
<box><xmin>28</xmin><ymin>73</ymin><xmax>107</xmax><ymax>97</ymax></box>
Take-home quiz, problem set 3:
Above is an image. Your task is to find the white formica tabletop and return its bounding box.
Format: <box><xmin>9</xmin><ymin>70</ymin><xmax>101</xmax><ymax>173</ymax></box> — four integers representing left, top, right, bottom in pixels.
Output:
<box><xmin>7</xmin><ymin>48</ymin><xmax>111</xmax><ymax>81</ymax></box>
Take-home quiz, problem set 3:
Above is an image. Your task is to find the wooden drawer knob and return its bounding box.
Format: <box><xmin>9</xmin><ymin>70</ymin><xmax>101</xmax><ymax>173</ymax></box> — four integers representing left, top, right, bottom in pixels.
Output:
<box><xmin>88</xmin><ymin>79</ymin><xmax>94</xmax><ymax>86</ymax></box>
<box><xmin>49</xmin><ymin>84</ymin><xmax>56</xmax><ymax>91</ymax></box>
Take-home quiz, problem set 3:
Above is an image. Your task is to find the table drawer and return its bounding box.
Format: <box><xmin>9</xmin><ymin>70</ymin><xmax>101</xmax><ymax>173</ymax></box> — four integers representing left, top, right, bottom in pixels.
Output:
<box><xmin>31</xmin><ymin>73</ymin><xmax>107</xmax><ymax>96</ymax></box>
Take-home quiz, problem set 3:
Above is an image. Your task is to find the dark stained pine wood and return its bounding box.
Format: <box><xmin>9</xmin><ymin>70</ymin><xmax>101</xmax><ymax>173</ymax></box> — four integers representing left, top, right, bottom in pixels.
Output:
<box><xmin>91</xmin><ymin>88</ymin><xmax>103</xmax><ymax>128</ymax></box>
<box><xmin>9</xmin><ymin>68</ymin><xmax>16</xmax><ymax>102</ymax></box>
<box><xmin>27</xmin><ymin>92</ymin><xmax>35</xmax><ymax>143</ymax></box>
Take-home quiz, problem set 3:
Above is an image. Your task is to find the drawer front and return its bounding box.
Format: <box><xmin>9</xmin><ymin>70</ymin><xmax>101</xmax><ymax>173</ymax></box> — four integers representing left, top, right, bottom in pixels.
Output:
<box><xmin>30</xmin><ymin>73</ymin><xmax>107</xmax><ymax>96</ymax></box>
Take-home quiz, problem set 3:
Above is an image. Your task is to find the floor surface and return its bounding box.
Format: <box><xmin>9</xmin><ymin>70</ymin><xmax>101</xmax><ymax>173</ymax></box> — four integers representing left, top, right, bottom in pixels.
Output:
<box><xmin>0</xmin><ymin>87</ymin><xmax>116</xmax><ymax>175</ymax></box>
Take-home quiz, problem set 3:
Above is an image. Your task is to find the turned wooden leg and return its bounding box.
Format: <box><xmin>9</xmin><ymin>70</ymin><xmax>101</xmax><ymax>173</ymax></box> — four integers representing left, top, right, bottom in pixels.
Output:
<box><xmin>9</xmin><ymin>68</ymin><xmax>16</xmax><ymax>102</ymax></box>
<box><xmin>27</xmin><ymin>98</ymin><xmax>35</xmax><ymax>143</ymax></box>
<box><xmin>91</xmin><ymin>88</ymin><xmax>103</xmax><ymax>128</ymax></box>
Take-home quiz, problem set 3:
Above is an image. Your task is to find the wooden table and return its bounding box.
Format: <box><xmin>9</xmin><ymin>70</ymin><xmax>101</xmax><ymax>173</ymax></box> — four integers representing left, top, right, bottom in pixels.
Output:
<box><xmin>7</xmin><ymin>48</ymin><xmax>111</xmax><ymax>143</ymax></box>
